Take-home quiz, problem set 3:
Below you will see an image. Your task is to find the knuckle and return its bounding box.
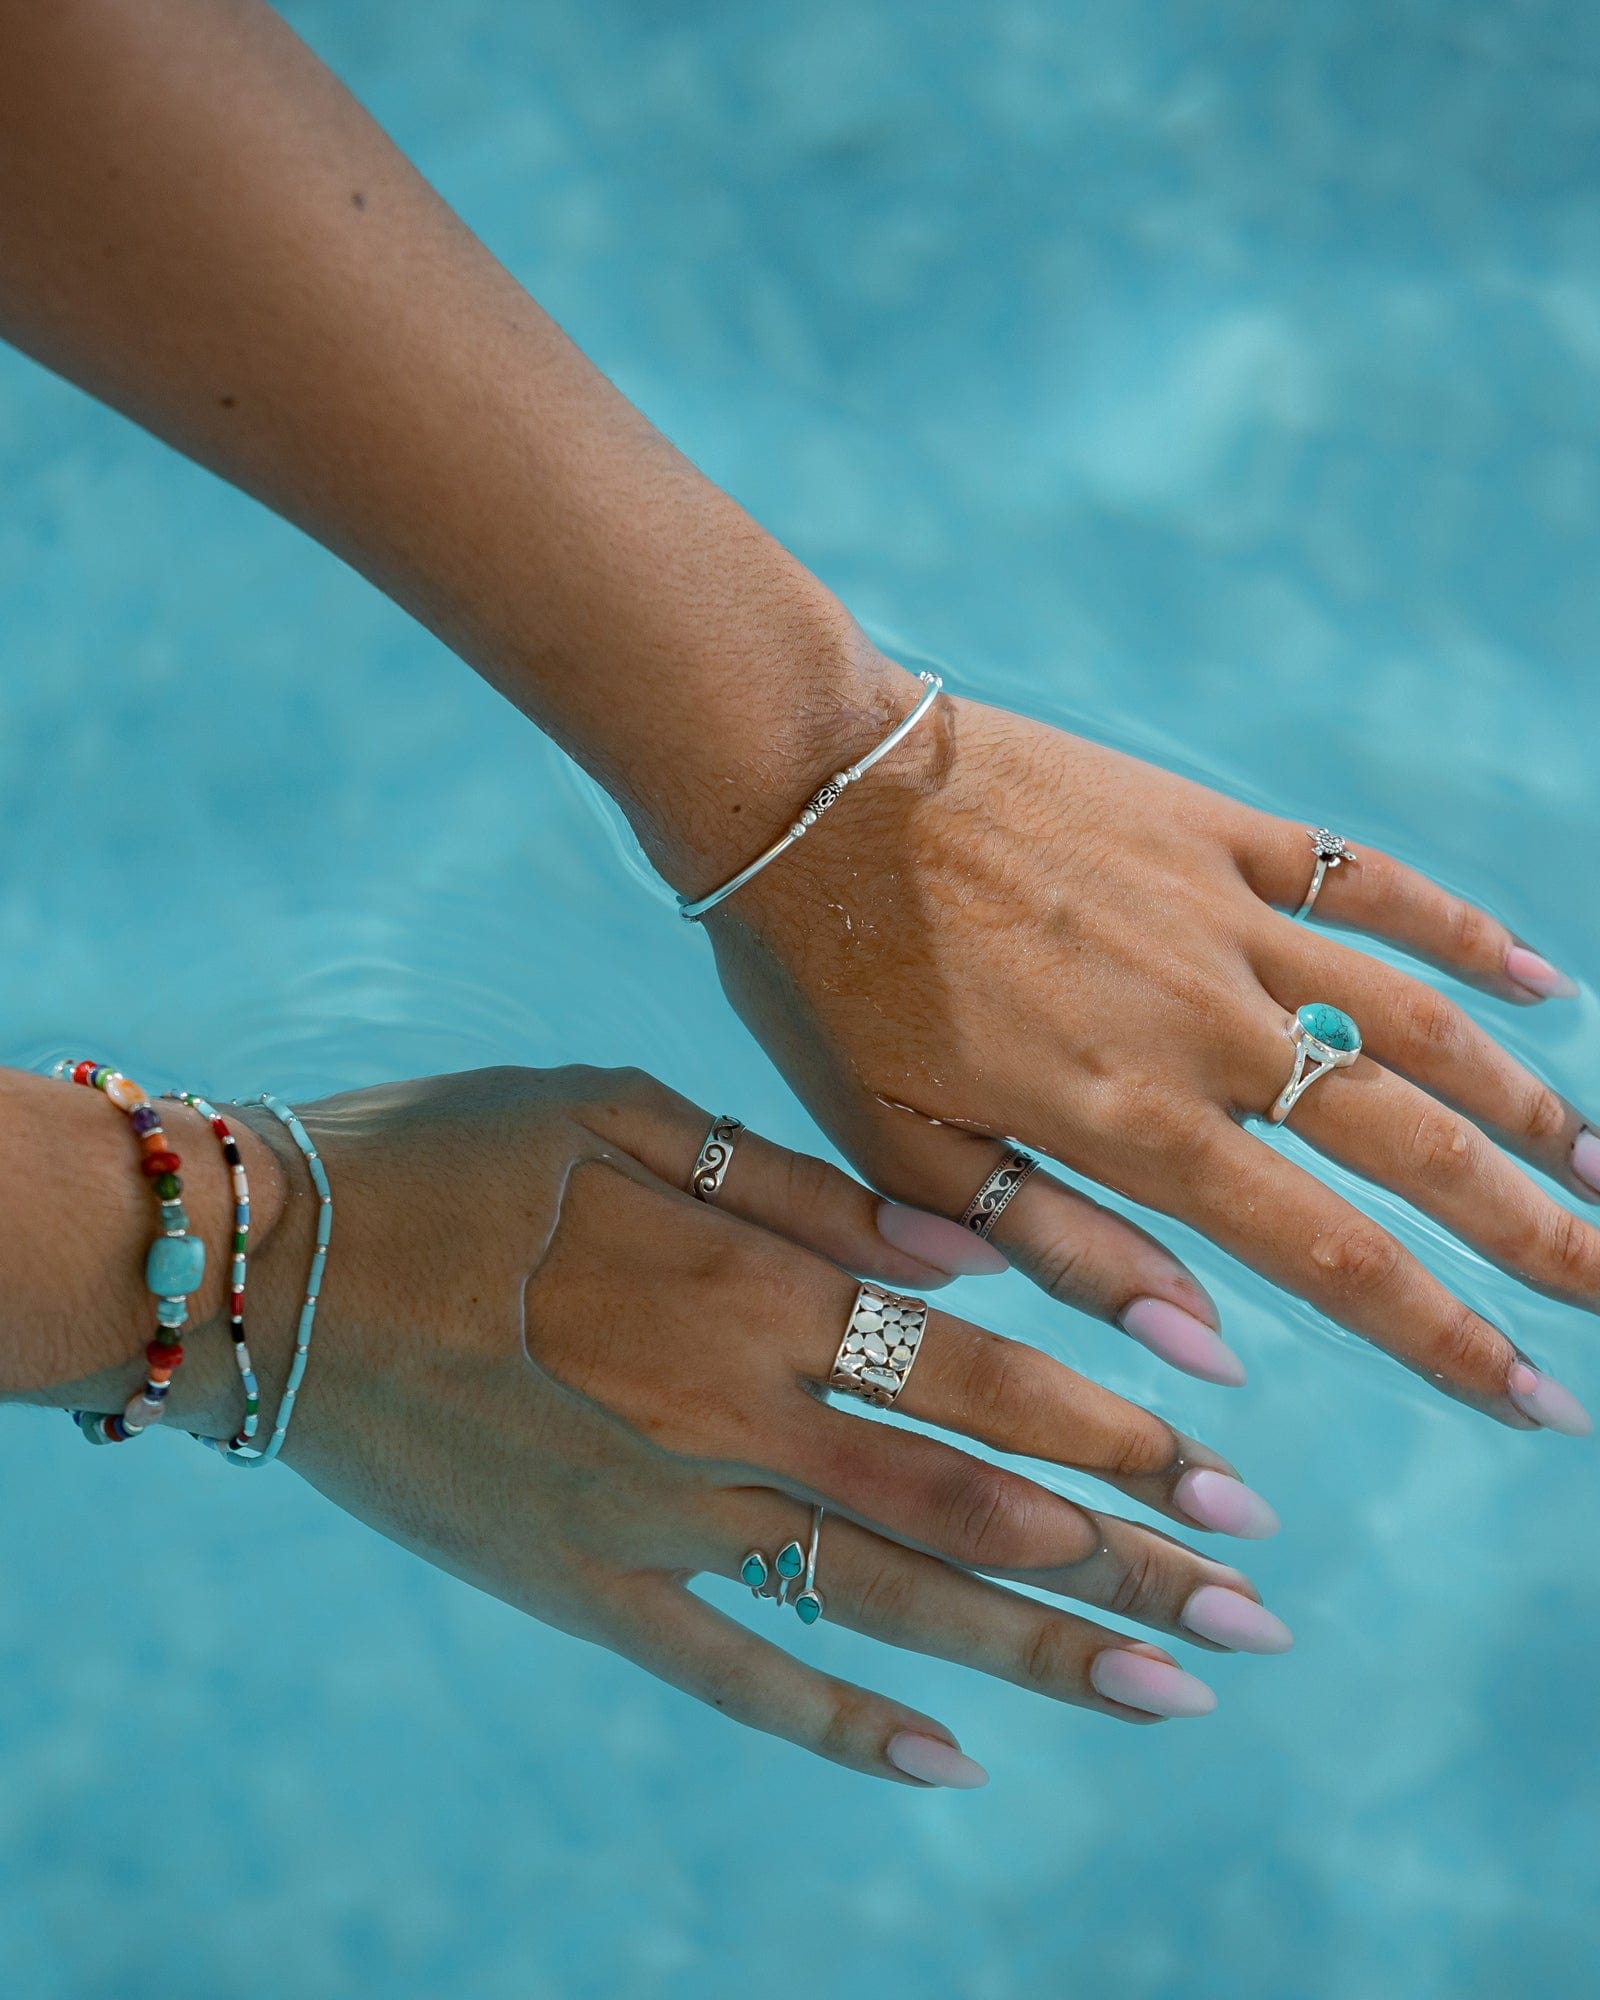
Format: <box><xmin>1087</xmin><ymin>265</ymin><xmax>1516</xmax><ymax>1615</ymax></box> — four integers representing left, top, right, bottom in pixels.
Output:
<box><xmin>1408</xmin><ymin>1105</ymin><xmax>1478</xmax><ymax>1189</ymax></box>
<box><xmin>814</xmin><ymin>1686</ymin><xmax>876</xmax><ymax>1767</ymax></box>
<box><xmin>1019</xmin><ymin>1615</ymin><xmax>1085</xmax><ymax>1695</ymax></box>
<box><xmin>781</xmin><ymin>1148</ymin><xmax>853</xmax><ymax>1222</ymax></box>
<box><xmin>941</xmin><ymin>1464</ymin><xmax>1034</xmax><ymax>1569</ymax></box>
<box><xmin>1427</xmin><ymin>1301</ymin><xmax>1497</xmax><ymax>1383</ymax></box>
<box><xmin>1444</xmin><ymin>896</ymin><xmax>1498</xmax><ymax>964</ymax></box>
<box><xmin>1097</xmin><ymin>1412</ymin><xmax>1174</xmax><ymax>1485</ymax></box>
<box><xmin>1105</xmin><ymin>1077</ymin><xmax>1204</xmax><ymax>1156</ymax></box>
<box><xmin>1107</xmin><ymin>1544</ymin><xmax>1161</xmax><ymax>1622</ymax></box>
<box><xmin>957</xmin><ymin>1334</ymin><xmax>1027</xmax><ymax>1432</ymax></box>
<box><xmin>1029</xmin><ymin>1228</ymin><xmax>1096</xmax><ymax>1306</ymax></box>
<box><xmin>1404</xmin><ymin>987</ymin><xmax>1466</xmax><ymax>1062</ymax></box>
<box><xmin>1309</xmin><ymin>1216</ymin><xmax>1404</xmax><ymax>1302</ymax></box>
<box><xmin>702</xmin><ymin>1654</ymin><xmax>767</xmax><ymax>1725</ymax></box>
<box><xmin>1539</xmin><ymin>1203</ymin><xmax>1600</xmax><ymax>1292</ymax></box>
<box><xmin>851</xmin><ymin>1559</ymin><xmax>920</xmax><ymax>1632</ymax></box>
<box><xmin>1517</xmin><ymin>1081</ymin><xmax>1569</xmax><ymax>1149</ymax></box>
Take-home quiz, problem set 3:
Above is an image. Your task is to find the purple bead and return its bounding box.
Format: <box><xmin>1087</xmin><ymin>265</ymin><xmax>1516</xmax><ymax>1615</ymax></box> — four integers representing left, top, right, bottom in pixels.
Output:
<box><xmin>130</xmin><ymin>1106</ymin><xmax>162</xmax><ymax>1137</ymax></box>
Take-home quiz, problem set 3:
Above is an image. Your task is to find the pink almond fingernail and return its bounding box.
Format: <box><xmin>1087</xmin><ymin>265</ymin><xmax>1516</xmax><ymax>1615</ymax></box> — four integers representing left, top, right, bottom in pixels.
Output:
<box><xmin>1174</xmin><ymin>1468</ymin><xmax>1281</xmax><ymax>1540</ymax></box>
<box><xmin>1508</xmin><ymin>1361</ymin><xmax>1593</xmax><ymax>1438</ymax></box>
<box><xmin>1180</xmin><ymin>1584</ymin><xmax>1295</xmax><ymax>1655</ymax></box>
<box><xmin>1120</xmin><ymin>1297</ymin><xmax>1247</xmax><ymax>1387</ymax></box>
<box><xmin>1571</xmin><ymin>1130</ymin><xmax>1600</xmax><ymax>1198</ymax></box>
<box><xmin>885</xmin><ymin>1731</ymin><xmax>991</xmax><ymax>1789</ymax></box>
<box><xmin>876</xmin><ymin>1202</ymin><xmax>1009</xmax><ymax>1276</ymax></box>
<box><xmin>1090</xmin><ymin>1649</ymin><xmax>1218</xmax><ymax>1718</ymax></box>
<box><xmin>1505</xmin><ymin>945</ymin><xmax>1579</xmax><ymax>1000</ymax></box>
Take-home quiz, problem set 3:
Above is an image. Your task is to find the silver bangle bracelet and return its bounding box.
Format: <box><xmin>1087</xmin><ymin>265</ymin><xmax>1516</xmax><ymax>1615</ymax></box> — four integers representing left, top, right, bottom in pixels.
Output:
<box><xmin>676</xmin><ymin>670</ymin><xmax>943</xmax><ymax>922</ymax></box>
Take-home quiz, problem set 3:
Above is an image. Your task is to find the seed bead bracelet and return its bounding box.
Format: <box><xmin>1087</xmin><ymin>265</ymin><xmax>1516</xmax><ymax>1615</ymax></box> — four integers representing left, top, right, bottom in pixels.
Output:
<box><xmin>171</xmin><ymin>1092</ymin><xmax>260</xmax><ymax>1449</ymax></box>
<box><xmin>676</xmin><ymin>669</ymin><xmax>943</xmax><ymax>922</ymax></box>
<box><xmin>207</xmin><ymin>1093</ymin><xmax>332</xmax><ymax>1470</ymax></box>
<box><xmin>56</xmin><ymin>1058</ymin><xmax>207</xmax><ymax>1444</ymax></box>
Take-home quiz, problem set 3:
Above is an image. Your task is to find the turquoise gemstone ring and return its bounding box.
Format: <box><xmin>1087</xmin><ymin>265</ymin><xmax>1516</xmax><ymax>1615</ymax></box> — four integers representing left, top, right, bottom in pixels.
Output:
<box><xmin>1268</xmin><ymin>1003</ymin><xmax>1363</xmax><ymax>1126</ymax></box>
<box><xmin>738</xmin><ymin>1506</ymin><xmax>825</xmax><ymax>1626</ymax></box>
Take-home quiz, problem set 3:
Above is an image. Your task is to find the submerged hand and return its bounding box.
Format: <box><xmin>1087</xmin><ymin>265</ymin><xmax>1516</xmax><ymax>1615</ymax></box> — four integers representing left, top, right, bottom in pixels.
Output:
<box><xmin>703</xmin><ymin>676</ymin><xmax>1596</xmax><ymax>1432</ymax></box>
<box><xmin>207</xmin><ymin>1066</ymin><xmax>1289</xmax><ymax>1785</ymax></box>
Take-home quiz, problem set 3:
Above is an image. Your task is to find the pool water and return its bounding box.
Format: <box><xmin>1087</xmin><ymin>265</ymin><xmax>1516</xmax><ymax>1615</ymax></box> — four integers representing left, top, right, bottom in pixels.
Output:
<box><xmin>3</xmin><ymin>4</ymin><xmax>1598</xmax><ymax>1994</ymax></box>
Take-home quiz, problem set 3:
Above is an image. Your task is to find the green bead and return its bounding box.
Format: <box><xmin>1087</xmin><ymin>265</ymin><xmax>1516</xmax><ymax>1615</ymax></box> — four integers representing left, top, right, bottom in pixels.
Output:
<box><xmin>1297</xmin><ymin>1003</ymin><xmax>1360</xmax><ymax>1054</ymax></box>
<box><xmin>154</xmin><ymin>1172</ymin><xmax>181</xmax><ymax>1200</ymax></box>
<box><xmin>233</xmin><ymin>1231</ymin><xmax>248</xmax><ymax>1253</ymax></box>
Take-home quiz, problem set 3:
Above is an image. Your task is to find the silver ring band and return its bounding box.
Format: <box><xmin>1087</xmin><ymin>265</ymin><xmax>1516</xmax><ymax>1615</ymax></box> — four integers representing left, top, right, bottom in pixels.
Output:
<box><xmin>689</xmin><ymin>1116</ymin><xmax>744</xmax><ymax>1201</ymax></box>
<box><xmin>739</xmin><ymin>1505</ymin><xmax>825</xmax><ymax>1625</ymax></box>
<box><xmin>959</xmin><ymin>1150</ymin><xmax>1038</xmax><ymax>1237</ymax></box>
<box><xmin>1267</xmin><ymin>1004</ymin><xmax>1362</xmax><ymax>1126</ymax></box>
<box><xmin>828</xmin><ymin>1283</ymin><xmax>929</xmax><ymax>1408</ymax></box>
<box><xmin>1295</xmin><ymin>828</ymin><xmax>1357</xmax><ymax>921</ymax></box>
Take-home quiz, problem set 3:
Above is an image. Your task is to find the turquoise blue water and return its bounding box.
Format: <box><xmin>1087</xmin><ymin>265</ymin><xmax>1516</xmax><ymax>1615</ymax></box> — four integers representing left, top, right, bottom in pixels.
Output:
<box><xmin>3</xmin><ymin>3</ymin><xmax>1598</xmax><ymax>1993</ymax></box>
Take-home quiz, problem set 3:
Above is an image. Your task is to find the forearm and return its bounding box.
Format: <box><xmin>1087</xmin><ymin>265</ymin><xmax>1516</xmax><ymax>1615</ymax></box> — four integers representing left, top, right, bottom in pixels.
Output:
<box><xmin>0</xmin><ymin>0</ymin><xmax>906</xmax><ymax>888</ymax></box>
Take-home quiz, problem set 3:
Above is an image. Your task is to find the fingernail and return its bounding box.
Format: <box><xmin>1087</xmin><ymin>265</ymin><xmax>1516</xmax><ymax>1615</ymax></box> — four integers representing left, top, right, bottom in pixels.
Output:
<box><xmin>1572</xmin><ymin>1129</ymin><xmax>1600</xmax><ymax>1198</ymax></box>
<box><xmin>1090</xmin><ymin>1649</ymin><xmax>1218</xmax><ymax>1718</ymax></box>
<box><xmin>1505</xmin><ymin>945</ymin><xmax>1579</xmax><ymax>1000</ymax></box>
<box><xmin>1120</xmin><ymin>1297</ymin><xmax>1247</xmax><ymax>1387</ymax></box>
<box><xmin>1180</xmin><ymin>1584</ymin><xmax>1294</xmax><ymax>1655</ymax></box>
<box><xmin>876</xmin><ymin>1202</ymin><xmax>1008</xmax><ymax>1277</ymax></box>
<box><xmin>1174</xmin><ymin>1468</ymin><xmax>1281</xmax><ymax>1539</ymax></box>
<box><xmin>885</xmin><ymin>1731</ymin><xmax>991</xmax><ymax>1789</ymax></box>
<box><xmin>1508</xmin><ymin>1361</ymin><xmax>1593</xmax><ymax>1438</ymax></box>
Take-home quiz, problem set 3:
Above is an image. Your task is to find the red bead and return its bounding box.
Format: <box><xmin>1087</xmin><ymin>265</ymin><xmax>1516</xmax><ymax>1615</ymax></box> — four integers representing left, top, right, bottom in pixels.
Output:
<box><xmin>139</xmin><ymin>1151</ymin><xmax>182</xmax><ymax>1178</ymax></box>
<box><xmin>210</xmin><ymin>1116</ymin><xmax>228</xmax><ymax>1137</ymax></box>
<box><xmin>146</xmin><ymin>1340</ymin><xmax>183</xmax><ymax>1368</ymax></box>
<box><xmin>230</xmin><ymin>1290</ymin><xmax>245</xmax><ymax>1314</ymax></box>
<box><xmin>72</xmin><ymin>1060</ymin><xmax>95</xmax><ymax>1086</ymax></box>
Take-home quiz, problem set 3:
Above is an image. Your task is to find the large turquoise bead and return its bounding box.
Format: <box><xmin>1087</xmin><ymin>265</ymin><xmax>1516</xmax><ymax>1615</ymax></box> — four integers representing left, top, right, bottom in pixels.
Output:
<box><xmin>146</xmin><ymin>1233</ymin><xmax>206</xmax><ymax>1298</ymax></box>
<box><xmin>1297</xmin><ymin>1003</ymin><xmax>1360</xmax><ymax>1054</ymax></box>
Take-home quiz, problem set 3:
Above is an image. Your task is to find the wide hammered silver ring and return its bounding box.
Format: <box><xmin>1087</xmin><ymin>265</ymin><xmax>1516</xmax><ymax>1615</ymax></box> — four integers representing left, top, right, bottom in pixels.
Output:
<box><xmin>828</xmin><ymin>1283</ymin><xmax>929</xmax><ymax>1408</ymax></box>
<box><xmin>689</xmin><ymin>1116</ymin><xmax>744</xmax><ymax>1201</ymax></box>
<box><xmin>959</xmin><ymin>1150</ymin><xmax>1038</xmax><ymax>1237</ymax></box>
<box><xmin>1296</xmin><ymin>827</ymin><xmax>1358</xmax><ymax>921</ymax></box>
<box><xmin>1268</xmin><ymin>1004</ymin><xmax>1363</xmax><ymax>1126</ymax></box>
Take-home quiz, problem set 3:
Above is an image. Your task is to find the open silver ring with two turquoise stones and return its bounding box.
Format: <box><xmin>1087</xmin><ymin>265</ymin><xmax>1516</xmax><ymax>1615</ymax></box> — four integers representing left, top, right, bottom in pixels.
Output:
<box><xmin>1267</xmin><ymin>1003</ymin><xmax>1363</xmax><ymax>1126</ymax></box>
<box><xmin>740</xmin><ymin>1505</ymin><xmax>825</xmax><ymax>1626</ymax></box>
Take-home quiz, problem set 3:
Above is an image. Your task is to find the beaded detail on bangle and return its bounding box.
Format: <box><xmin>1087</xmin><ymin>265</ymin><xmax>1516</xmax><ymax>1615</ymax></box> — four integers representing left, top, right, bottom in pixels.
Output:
<box><xmin>208</xmin><ymin>1093</ymin><xmax>331</xmax><ymax>1470</ymax></box>
<box><xmin>56</xmin><ymin>1058</ymin><xmax>207</xmax><ymax>1444</ymax></box>
<box><xmin>172</xmin><ymin>1093</ymin><xmax>260</xmax><ymax>1448</ymax></box>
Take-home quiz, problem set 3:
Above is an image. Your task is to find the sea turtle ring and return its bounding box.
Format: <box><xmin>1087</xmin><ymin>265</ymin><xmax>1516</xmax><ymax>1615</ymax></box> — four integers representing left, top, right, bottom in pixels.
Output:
<box><xmin>1267</xmin><ymin>1004</ymin><xmax>1363</xmax><ymax>1126</ymax></box>
<box><xmin>1296</xmin><ymin>827</ymin><xmax>1357</xmax><ymax>920</ymax></box>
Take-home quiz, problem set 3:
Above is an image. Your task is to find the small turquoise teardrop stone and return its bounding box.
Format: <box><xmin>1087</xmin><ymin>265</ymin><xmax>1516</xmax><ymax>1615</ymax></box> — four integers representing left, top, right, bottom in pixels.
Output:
<box><xmin>775</xmin><ymin>1540</ymin><xmax>805</xmax><ymax>1579</ymax></box>
<box><xmin>145</xmin><ymin>1233</ymin><xmax>206</xmax><ymax>1298</ymax></box>
<box><xmin>795</xmin><ymin>1592</ymin><xmax>823</xmax><ymax>1625</ymax></box>
<box><xmin>1297</xmin><ymin>1003</ymin><xmax>1360</xmax><ymax>1053</ymax></box>
<box><xmin>740</xmin><ymin>1553</ymin><xmax>769</xmax><ymax>1589</ymax></box>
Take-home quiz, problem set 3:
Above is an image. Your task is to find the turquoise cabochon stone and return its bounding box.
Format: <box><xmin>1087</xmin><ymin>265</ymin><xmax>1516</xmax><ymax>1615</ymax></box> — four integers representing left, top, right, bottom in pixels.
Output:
<box><xmin>775</xmin><ymin>1541</ymin><xmax>805</xmax><ymax>1579</ymax></box>
<box><xmin>740</xmin><ymin>1554</ymin><xmax>769</xmax><ymax>1588</ymax></box>
<box><xmin>1297</xmin><ymin>1002</ymin><xmax>1361</xmax><ymax>1053</ymax></box>
<box><xmin>794</xmin><ymin>1594</ymin><xmax>822</xmax><ymax>1625</ymax></box>
<box><xmin>145</xmin><ymin>1232</ymin><xmax>206</xmax><ymax>1298</ymax></box>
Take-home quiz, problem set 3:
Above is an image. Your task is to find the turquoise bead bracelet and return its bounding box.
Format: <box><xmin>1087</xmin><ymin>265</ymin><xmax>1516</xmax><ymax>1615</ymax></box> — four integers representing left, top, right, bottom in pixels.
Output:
<box><xmin>57</xmin><ymin>1058</ymin><xmax>207</xmax><ymax>1444</ymax></box>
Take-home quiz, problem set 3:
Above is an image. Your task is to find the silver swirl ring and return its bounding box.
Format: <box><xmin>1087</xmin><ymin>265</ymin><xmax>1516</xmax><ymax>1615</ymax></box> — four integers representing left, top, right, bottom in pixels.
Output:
<box><xmin>689</xmin><ymin>1116</ymin><xmax>744</xmax><ymax>1201</ymax></box>
<box><xmin>828</xmin><ymin>1283</ymin><xmax>929</xmax><ymax>1408</ymax></box>
<box><xmin>959</xmin><ymin>1150</ymin><xmax>1038</xmax><ymax>1237</ymax></box>
<box><xmin>1295</xmin><ymin>827</ymin><xmax>1358</xmax><ymax>921</ymax></box>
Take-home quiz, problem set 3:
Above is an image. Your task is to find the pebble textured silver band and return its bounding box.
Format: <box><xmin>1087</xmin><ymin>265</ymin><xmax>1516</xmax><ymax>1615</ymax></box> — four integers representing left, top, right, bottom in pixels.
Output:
<box><xmin>959</xmin><ymin>1150</ymin><xmax>1038</xmax><ymax>1237</ymax></box>
<box><xmin>689</xmin><ymin>1116</ymin><xmax>744</xmax><ymax>1201</ymax></box>
<box><xmin>828</xmin><ymin>1283</ymin><xmax>929</xmax><ymax>1407</ymax></box>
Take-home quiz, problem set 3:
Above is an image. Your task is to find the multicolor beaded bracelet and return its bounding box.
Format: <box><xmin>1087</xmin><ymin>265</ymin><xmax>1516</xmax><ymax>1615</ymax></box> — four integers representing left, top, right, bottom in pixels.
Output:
<box><xmin>208</xmin><ymin>1093</ymin><xmax>331</xmax><ymax>1470</ymax></box>
<box><xmin>57</xmin><ymin>1058</ymin><xmax>207</xmax><ymax>1444</ymax></box>
<box><xmin>172</xmin><ymin>1092</ymin><xmax>260</xmax><ymax>1449</ymax></box>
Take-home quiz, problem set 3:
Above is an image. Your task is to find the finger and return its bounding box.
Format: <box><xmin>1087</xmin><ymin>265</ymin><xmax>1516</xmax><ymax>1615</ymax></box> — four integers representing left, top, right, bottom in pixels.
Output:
<box><xmin>1235</xmin><ymin>818</ymin><xmax>1577</xmax><ymax>1005</ymax></box>
<box><xmin>1253</xmin><ymin>1040</ymin><xmax>1600</xmax><ymax>1321</ymax></box>
<box><xmin>1168</xmin><ymin>1112</ymin><xmax>1550</xmax><ymax>1425</ymax></box>
<box><xmin>566</xmin><ymin>1066</ymin><xmax>1001</xmax><ymax>1289</ymax></box>
<box><xmin>845</xmin><ymin>1092</ymin><xmax>1245</xmax><ymax>1386</ymax></box>
<box><xmin>614</xmin><ymin>1574</ymin><xmax>989</xmax><ymax>1784</ymax></box>
<box><xmin>885</xmin><ymin>1302</ymin><xmax>1278</xmax><ymax>1534</ymax></box>
<box><xmin>1258</xmin><ymin>922</ymin><xmax>1600</xmax><ymax>1206</ymax></box>
<box><xmin>711</xmin><ymin>1495</ymin><xmax>1281</xmax><ymax>1719</ymax></box>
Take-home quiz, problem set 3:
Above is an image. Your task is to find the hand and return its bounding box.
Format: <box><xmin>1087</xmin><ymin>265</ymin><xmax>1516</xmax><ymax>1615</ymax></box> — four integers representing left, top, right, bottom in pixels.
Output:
<box><xmin>203</xmin><ymin>1066</ymin><xmax>1289</xmax><ymax>1786</ymax></box>
<box><xmin>703</xmin><ymin>676</ymin><xmax>1596</xmax><ymax>1433</ymax></box>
